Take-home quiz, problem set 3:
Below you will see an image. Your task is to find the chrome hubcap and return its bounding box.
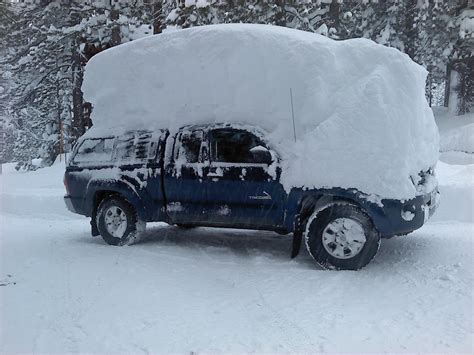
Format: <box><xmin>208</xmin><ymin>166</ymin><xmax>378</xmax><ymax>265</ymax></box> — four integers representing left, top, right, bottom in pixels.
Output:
<box><xmin>322</xmin><ymin>218</ymin><xmax>366</xmax><ymax>259</ymax></box>
<box><xmin>104</xmin><ymin>206</ymin><xmax>127</xmax><ymax>238</ymax></box>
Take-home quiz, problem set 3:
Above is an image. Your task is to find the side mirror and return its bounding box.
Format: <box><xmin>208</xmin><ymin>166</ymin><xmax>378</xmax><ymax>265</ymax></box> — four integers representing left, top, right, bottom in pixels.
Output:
<box><xmin>249</xmin><ymin>145</ymin><xmax>272</xmax><ymax>165</ymax></box>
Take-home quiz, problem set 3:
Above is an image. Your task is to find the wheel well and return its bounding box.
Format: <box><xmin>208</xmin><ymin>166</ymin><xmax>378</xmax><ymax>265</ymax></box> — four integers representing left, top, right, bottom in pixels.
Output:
<box><xmin>295</xmin><ymin>195</ymin><xmax>362</xmax><ymax>232</ymax></box>
<box><xmin>92</xmin><ymin>190</ymin><xmax>119</xmax><ymax>218</ymax></box>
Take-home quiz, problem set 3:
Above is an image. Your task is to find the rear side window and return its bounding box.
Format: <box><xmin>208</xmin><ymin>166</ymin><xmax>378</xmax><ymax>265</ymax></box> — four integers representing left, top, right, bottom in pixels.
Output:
<box><xmin>114</xmin><ymin>133</ymin><xmax>135</xmax><ymax>161</ymax></box>
<box><xmin>114</xmin><ymin>131</ymin><xmax>156</xmax><ymax>162</ymax></box>
<box><xmin>71</xmin><ymin>130</ymin><xmax>166</xmax><ymax>166</ymax></box>
<box><xmin>73</xmin><ymin>138</ymin><xmax>115</xmax><ymax>164</ymax></box>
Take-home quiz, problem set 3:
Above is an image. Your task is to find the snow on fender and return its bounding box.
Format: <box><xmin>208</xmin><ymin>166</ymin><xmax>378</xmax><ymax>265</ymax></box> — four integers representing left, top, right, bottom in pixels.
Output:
<box><xmin>83</xmin><ymin>24</ymin><xmax>439</xmax><ymax>200</ymax></box>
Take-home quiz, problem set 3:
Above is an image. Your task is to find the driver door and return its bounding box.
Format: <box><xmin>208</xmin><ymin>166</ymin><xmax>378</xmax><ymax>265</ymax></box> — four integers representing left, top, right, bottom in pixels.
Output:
<box><xmin>203</xmin><ymin>127</ymin><xmax>286</xmax><ymax>229</ymax></box>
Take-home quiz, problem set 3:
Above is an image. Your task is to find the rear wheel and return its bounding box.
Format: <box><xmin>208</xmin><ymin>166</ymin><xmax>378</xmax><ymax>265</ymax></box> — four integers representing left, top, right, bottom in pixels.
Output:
<box><xmin>96</xmin><ymin>196</ymin><xmax>140</xmax><ymax>246</ymax></box>
<box><xmin>305</xmin><ymin>204</ymin><xmax>380</xmax><ymax>270</ymax></box>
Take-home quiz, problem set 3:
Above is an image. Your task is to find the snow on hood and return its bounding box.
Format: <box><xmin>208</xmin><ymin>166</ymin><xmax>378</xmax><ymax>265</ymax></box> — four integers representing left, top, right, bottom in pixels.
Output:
<box><xmin>83</xmin><ymin>24</ymin><xmax>439</xmax><ymax>200</ymax></box>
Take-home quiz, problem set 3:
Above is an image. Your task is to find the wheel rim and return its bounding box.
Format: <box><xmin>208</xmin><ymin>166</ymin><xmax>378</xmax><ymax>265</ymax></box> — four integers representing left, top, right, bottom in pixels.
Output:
<box><xmin>322</xmin><ymin>218</ymin><xmax>366</xmax><ymax>259</ymax></box>
<box><xmin>104</xmin><ymin>206</ymin><xmax>128</xmax><ymax>239</ymax></box>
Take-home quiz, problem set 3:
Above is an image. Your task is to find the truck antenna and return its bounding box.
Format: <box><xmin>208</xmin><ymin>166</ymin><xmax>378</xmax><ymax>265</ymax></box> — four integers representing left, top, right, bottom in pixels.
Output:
<box><xmin>290</xmin><ymin>87</ymin><xmax>297</xmax><ymax>142</ymax></box>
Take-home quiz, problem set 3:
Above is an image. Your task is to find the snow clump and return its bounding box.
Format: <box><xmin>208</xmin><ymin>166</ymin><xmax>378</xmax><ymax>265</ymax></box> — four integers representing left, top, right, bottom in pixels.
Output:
<box><xmin>83</xmin><ymin>24</ymin><xmax>439</xmax><ymax>200</ymax></box>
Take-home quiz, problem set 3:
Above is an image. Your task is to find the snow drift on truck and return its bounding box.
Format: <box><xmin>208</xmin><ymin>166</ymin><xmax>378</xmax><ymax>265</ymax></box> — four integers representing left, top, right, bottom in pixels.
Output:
<box><xmin>82</xmin><ymin>24</ymin><xmax>439</xmax><ymax>200</ymax></box>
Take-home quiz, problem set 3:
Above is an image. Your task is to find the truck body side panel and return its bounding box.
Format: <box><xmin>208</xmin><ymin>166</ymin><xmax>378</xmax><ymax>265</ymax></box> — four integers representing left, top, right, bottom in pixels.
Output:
<box><xmin>64</xmin><ymin>126</ymin><xmax>439</xmax><ymax>239</ymax></box>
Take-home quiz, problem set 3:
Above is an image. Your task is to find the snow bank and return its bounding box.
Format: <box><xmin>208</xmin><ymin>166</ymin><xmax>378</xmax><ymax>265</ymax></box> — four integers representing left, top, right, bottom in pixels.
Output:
<box><xmin>0</xmin><ymin>158</ymin><xmax>72</xmax><ymax>218</ymax></box>
<box><xmin>1</xmin><ymin>162</ymin><xmax>18</xmax><ymax>174</ymax></box>
<box><xmin>434</xmin><ymin>106</ymin><xmax>474</xmax><ymax>154</ymax></box>
<box><xmin>441</xmin><ymin>123</ymin><xmax>474</xmax><ymax>153</ymax></box>
<box><xmin>431</xmin><ymin>162</ymin><xmax>474</xmax><ymax>223</ymax></box>
<box><xmin>83</xmin><ymin>24</ymin><xmax>439</xmax><ymax>199</ymax></box>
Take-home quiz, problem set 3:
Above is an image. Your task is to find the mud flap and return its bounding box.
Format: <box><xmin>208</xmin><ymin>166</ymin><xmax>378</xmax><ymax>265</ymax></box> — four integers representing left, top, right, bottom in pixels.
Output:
<box><xmin>291</xmin><ymin>231</ymin><xmax>302</xmax><ymax>258</ymax></box>
<box><xmin>91</xmin><ymin>217</ymin><xmax>99</xmax><ymax>236</ymax></box>
<box><xmin>291</xmin><ymin>214</ymin><xmax>303</xmax><ymax>258</ymax></box>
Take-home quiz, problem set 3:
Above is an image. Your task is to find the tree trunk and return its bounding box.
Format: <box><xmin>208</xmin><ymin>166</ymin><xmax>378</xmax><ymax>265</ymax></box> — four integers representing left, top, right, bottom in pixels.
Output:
<box><xmin>71</xmin><ymin>39</ymin><xmax>85</xmax><ymax>141</ymax></box>
<box><xmin>454</xmin><ymin>59</ymin><xmax>473</xmax><ymax>115</ymax></box>
<box><xmin>404</xmin><ymin>0</ymin><xmax>417</xmax><ymax>60</ymax></box>
<box><xmin>329</xmin><ymin>0</ymin><xmax>340</xmax><ymax>29</ymax></box>
<box><xmin>110</xmin><ymin>2</ymin><xmax>121</xmax><ymax>46</ymax></box>
<box><xmin>275</xmin><ymin>0</ymin><xmax>286</xmax><ymax>27</ymax></box>
<box><xmin>152</xmin><ymin>1</ymin><xmax>163</xmax><ymax>34</ymax></box>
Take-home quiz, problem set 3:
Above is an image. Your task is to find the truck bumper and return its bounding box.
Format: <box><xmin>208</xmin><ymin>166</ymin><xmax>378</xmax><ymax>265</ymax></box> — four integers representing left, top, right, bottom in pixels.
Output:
<box><xmin>379</xmin><ymin>187</ymin><xmax>440</xmax><ymax>238</ymax></box>
<box><xmin>64</xmin><ymin>195</ymin><xmax>85</xmax><ymax>215</ymax></box>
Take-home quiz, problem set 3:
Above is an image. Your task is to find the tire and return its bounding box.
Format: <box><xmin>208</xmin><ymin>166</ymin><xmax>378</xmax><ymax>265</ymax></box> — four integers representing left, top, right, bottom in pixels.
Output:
<box><xmin>96</xmin><ymin>196</ymin><xmax>140</xmax><ymax>246</ymax></box>
<box><xmin>304</xmin><ymin>204</ymin><xmax>380</xmax><ymax>270</ymax></box>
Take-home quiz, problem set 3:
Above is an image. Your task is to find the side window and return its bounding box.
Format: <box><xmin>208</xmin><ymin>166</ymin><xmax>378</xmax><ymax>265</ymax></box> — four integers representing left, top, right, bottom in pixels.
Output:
<box><xmin>115</xmin><ymin>133</ymin><xmax>135</xmax><ymax>162</ymax></box>
<box><xmin>176</xmin><ymin>130</ymin><xmax>203</xmax><ymax>163</ymax></box>
<box><xmin>73</xmin><ymin>138</ymin><xmax>115</xmax><ymax>164</ymax></box>
<box><xmin>135</xmin><ymin>131</ymin><xmax>153</xmax><ymax>161</ymax></box>
<box><xmin>115</xmin><ymin>130</ymin><xmax>166</xmax><ymax>163</ymax></box>
<box><xmin>210</xmin><ymin>129</ymin><xmax>271</xmax><ymax>164</ymax></box>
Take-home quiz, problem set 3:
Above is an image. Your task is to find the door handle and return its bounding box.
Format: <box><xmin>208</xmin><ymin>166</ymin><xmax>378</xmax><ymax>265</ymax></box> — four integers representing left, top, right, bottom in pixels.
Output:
<box><xmin>207</xmin><ymin>171</ymin><xmax>223</xmax><ymax>177</ymax></box>
<box><xmin>208</xmin><ymin>167</ymin><xmax>223</xmax><ymax>178</ymax></box>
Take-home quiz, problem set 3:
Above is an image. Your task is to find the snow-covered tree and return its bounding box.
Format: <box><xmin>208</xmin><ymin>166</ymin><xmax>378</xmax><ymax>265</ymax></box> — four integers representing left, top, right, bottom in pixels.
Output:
<box><xmin>1</xmin><ymin>0</ymin><xmax>154</xmax><ymax>168</ymax></box>
<box><xmin>445</xmin><ymin>2</ymin><xmax>473</xmax><ymax>114</ymax></box>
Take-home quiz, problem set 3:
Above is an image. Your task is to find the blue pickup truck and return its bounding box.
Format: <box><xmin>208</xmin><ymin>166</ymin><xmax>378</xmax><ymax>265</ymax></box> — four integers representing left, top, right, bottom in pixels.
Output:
<box><xmin>64</xmin><ymin>123</ymin><xmax>439</xmax><ymax>270</ymax></box>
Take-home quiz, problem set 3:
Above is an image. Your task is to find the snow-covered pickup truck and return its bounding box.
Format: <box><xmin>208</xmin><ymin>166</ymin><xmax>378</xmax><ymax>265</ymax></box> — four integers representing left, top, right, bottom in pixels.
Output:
<box><xmin>64</xmin><ymin>124</ymin><xmax>440</xmax><ymax>270</ymax></box>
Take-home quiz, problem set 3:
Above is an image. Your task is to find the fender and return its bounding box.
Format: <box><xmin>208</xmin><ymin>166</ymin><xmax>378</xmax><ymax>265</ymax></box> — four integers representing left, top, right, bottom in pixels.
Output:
<box><xmin>286</xmin><ymin>188</ymin><xmax>386</xmax><ymax>258</ymax></box>
<box><xmin>85</xmin><ymin>179</ymin><xmax>152</xmax><ymax>222</ymax></box>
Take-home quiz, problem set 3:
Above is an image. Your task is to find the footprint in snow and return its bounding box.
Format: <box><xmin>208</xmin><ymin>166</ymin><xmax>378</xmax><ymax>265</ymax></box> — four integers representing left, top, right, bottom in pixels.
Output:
<box><xmin>0</xmin><ymin>274</ymin><xmax>16</xmax><ymax>286</ymax></box>
<box><xmin>439</xmin><ymin>273</ymin><xmax>454</xmax><ymax>282</ymax></box>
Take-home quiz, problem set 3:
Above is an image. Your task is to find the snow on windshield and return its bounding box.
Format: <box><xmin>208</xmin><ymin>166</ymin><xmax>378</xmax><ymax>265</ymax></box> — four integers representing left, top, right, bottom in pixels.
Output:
<box><xmin>82</xmin><ymin>24</ymin><xmax>439</xmax><ymax>200</ymax></box>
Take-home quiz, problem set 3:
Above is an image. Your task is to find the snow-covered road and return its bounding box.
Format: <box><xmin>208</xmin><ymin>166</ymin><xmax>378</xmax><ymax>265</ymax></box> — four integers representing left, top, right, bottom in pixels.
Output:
<box><xmin>1</xmin><ymin>161</ymin><xmax>473</xmax><ymax>353</ymax></box>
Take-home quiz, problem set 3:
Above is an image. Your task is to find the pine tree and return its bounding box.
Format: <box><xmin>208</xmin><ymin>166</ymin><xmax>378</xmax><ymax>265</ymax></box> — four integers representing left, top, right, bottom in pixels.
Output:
<box><xmin>446</xmin><ymin>1</ymin><xmax>473</xmax><ymax>114</ymax></box>
<box><xmin>1</xmin><ymin>0</ymin><xmax>154</xmax><ymax>168</ymax></box>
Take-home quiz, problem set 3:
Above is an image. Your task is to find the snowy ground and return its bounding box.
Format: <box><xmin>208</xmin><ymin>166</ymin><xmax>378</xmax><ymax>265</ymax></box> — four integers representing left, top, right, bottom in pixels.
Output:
<box><xmin>1</xmin><ymin>155</ymin><xmax>473</xmax><ymax>353</ymax></box>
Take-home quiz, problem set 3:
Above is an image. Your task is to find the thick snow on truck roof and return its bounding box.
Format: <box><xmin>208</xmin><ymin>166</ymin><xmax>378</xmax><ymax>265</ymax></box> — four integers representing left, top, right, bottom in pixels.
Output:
<box><xmin>83</xmin><ymin>23</ymin><xmax>439</xmax><ymax>200</ymax></box>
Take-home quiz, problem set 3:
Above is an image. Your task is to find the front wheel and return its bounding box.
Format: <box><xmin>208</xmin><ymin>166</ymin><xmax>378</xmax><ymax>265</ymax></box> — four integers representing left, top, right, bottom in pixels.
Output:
<box><xmin>96</xmin><ymin>196</ymin><xmax>141</xmax><ymax>246</ymax></box>
<box><xmin>305</xmin><ymin>204</ymin><xmax>380</xmax><ymax>270</ymax></box>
